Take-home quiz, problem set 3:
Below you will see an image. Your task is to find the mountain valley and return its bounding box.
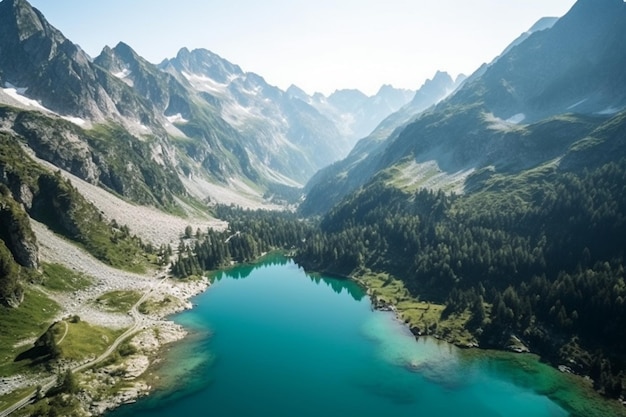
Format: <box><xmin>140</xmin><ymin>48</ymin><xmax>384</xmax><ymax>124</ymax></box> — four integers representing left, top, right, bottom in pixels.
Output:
<box><xmin>1</xmin><ymin>0</ymin><xmax>626</xmax><ymax>415</ymax></box>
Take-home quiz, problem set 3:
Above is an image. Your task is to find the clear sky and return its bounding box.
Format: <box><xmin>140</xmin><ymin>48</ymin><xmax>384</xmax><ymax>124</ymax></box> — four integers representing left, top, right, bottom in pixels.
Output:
<box><xmin>28</xmin><ymin>0</ymin><xmax>576</xmax><ymax>96</ymax></box>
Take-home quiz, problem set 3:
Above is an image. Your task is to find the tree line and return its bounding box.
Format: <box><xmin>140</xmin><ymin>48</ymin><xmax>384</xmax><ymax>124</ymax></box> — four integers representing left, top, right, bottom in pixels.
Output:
<box><xmin>171</xmin><ymin>206</ymin><xmax>312</xmax><ymax>278</ymax></box>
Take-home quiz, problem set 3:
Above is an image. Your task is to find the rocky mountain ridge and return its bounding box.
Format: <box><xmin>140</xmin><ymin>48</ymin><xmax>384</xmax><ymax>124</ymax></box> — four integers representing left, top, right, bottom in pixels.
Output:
<box><xmin>159</xmin><ymin>47</ymin><xmax>349</xmax><ymax>184</ymax></box>
<box><xmin>0</xmin><ymin>0</ymin><xmax>412</xmax><ymax>205</ymax></box>
<box><xmin>302</xmin><ymin>0</ymin><xmax>626</xmax><ymax>215</ymax></box>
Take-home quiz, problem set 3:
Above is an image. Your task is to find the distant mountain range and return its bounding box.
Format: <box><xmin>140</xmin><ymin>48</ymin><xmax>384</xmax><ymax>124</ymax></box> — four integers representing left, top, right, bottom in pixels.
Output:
<box><xmin>300</xmin><ymin>70</ymin><xmax>465</xmax><ymax>215</ymax></box>
<box><xmin>287</xmin><ymin>84</ymin><xmax>417</xmax><ymax>142</ymax></box>
<box><xmin>2</xmin><ymin>0</ymin><xmax>625</xmax><ymax>217</ymax></box>
<box><xmin>0</xmin><ymin>0</ymin><xmax>428</xmax><ymax>208</ymax></box>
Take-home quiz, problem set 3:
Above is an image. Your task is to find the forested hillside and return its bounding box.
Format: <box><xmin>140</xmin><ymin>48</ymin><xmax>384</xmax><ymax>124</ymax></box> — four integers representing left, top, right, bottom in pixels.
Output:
<box><xmin>0</xmin><ymin>130</ymin><xmax>149</xmax><ymax>308</ymax></box>
<box><xmin>294</xmin><ymin>151</ymin><xmax>626</xmax><ymax>397</ymax></box>
<box><xmin>172</xmin><ymin>206</ymin><xmax>311</xmax><ymax>277</ymax></box>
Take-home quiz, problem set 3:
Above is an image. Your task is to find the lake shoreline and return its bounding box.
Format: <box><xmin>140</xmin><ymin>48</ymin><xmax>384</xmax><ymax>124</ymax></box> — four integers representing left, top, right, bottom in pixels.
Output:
<box><xmin>295</xmin><ymin>262</ymin><xmax>626</xmax><ymax>416</ymax></box>
<box><xmin>91</xmin><ymin>277</ymin><xmax>212</xmax><ymax>416</ymax></box>
<box><xmin>107</xmin><ymin>256</ymin><xmax>613</xmax><ymax>417</ymax></box>
<box><xmin>86</xmin><ymin>253</ymin><xmax>286</xmax><ymax>416</ymax></box>
<box><xmin>102</xmin><ymin>253</ymin><xmax>626</xmax><ymax>417</ymax></box>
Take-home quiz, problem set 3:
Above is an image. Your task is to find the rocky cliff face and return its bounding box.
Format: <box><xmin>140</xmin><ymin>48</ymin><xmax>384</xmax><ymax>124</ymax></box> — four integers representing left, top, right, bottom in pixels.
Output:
<box><xmin>0</xmin><ymin>183</ymin><xmax>37</xmax><ymax>308</ymax></box>
<box><xmin>95</xmin><ymin>42</ymin><xmax>192</xmax><ymax>120</ymax></box>
<box><xmin>0</xmin><ymin>191</ymin><xmax>38</xmax><ymax>269</ymax></box>
<box><xmin>0</xmin><ymin>0</ymin><xmax>153</xmax><ymax>124</ymax></box>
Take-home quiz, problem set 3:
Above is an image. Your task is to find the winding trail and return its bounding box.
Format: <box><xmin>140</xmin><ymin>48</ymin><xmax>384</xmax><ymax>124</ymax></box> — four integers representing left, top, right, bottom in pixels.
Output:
<box><xmin>0</xmin><ymin>274</ymin><xmax>168</xmax><ymax>417</ymax></box>
<box><xmin>56</xmin><ymin>321</ymin><xmax>69</xmax><ymax>346</ymax></box>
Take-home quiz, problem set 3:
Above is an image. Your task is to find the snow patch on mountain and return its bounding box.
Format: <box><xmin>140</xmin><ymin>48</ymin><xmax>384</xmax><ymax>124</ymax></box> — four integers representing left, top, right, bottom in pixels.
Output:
<box><xmin>221</xmin><ymin>102</ymin><xmax>257</xmax><ymax>127</ymax></box>
<box><xmin>113</xmin><ymin>69</ymin><xmax>132</xmax><ymax>79</ymax></box>
<box><xmin>3</xmin><ymin>83</ymin><xmax>49</xmax><ymax>111</ymax></box>
<box><xmin>393</xmin><ymin>159</ymin><xmax>475</xmax><ymax>195</ymax></box>
<box><xmin>166</xmin><ymin>113</ymin><xmax>188</xmax><ymax>124</ymax></box>
<box><xmin>506</xmin><ymin>113</ymin><xmax>526</xmax><ymax>124</ymax></box>
<box><xmin>485</xmin><ymin>113</ymin><xmax>524</xmax><ymax>132</ymax></box>
<box><xmin>62</xmin><ymin>116</ymin><xmax>87</xmax><ymax>126</ymax></box>
<box><xmin>181</xmin><ymin>71</ymin><xmax>230</xmax><ymax>97</ymax></box>
<box><xmin>2</xmin><ymin>83</ymin><xmax>90</xmax><ymax>127</ymax></box>
<box><xmin>596</xmin><ymin>106</ymin><xmax>623</xmax><ymax>115</ymax></box>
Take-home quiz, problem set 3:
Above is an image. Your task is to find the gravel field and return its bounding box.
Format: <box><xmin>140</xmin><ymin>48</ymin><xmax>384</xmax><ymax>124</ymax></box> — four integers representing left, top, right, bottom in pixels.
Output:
<box><xmin>27</xmin><ymin>150</ymin><xmax>227</xmax><ymax>247</ymax></box>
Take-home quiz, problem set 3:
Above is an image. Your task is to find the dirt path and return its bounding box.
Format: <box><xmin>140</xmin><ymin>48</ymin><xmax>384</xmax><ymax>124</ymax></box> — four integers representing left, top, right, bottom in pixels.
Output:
<box><xmin>56</xmin><ymin>321</ymin><xmax>69</xmax><ymax>345</ymax></box>
<box><xmin>0</xmin><ymin>268</ymin><xmax>172</xmax><ymax>417</ymax></box>
<box><xmin>73</xmin><ymin>274</ymin><xmax>169</xmax><ymax>374</ymax></box>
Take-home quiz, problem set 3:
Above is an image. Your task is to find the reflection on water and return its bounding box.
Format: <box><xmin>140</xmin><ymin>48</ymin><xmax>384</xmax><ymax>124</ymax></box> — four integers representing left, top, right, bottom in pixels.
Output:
<box><xmin>307</xmin><ymin>273</ymin><xmax>365</xmax><ymax>302</ymax></box>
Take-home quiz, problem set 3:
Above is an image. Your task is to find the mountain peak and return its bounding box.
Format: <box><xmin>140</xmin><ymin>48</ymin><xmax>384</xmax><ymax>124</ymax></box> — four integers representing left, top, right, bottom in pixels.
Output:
<box><xmin>560</xmin><ymin>0</ymin><xmax>625</xmax><ymax>25</ymax></box>
<box><xmin>407</xmin><ymin>70</ymin><xmax>460</xmax><ymax>109</ymax></box>
<box><xmin>2</xmin><ymin>0</ymin><xmax>34</xmax><ymax>12</ymax></box>
<box><xmin>114</xmin><ymin>41</ymin><xmax>134</xmax><ymax>53</ymax></box>
<box><xmin>0</xmin><ymin>0</ymin><xmax>83</xmax><ymax>86</ymax></box>
<box><xmin>175</xmin><ymin>46</ymin><xmax>191</xmax><ymax>60</ymax></box>
<box><xmin>0</xmin><ymin>0</ymin><xmax>56</xmax><ymax>42</ymax></box>
<box><xmin>414</xmin><ymin>71</ymin><xmax>454</xmax><ymax>95</ymax></box>
<box><xmin>286</xmin><ymin>84</ymin><xmax>308</xmax><ymax>100</ymax></box>
<box><xmin>0</xmin><ymin>0</ymin><xmax>158</xmax><ymax>121</ymax></box>
<box><xmin>375</xmin><ymin>84</ymin><xmax>411</xmax><ymax>97</ymax></box>
<box><xmin>329</xmin><ymin>88</ymin><xmax>368</xmax><ymax>102</ymax></box>
<box><xmin>111</xmin><ymin>41</ymin><xmax>143</xmax><ymax>64</ymax></box>
<box><xmin>573</xmin><ymin>0</ymin><xmax>624</xmax><ymax>6</ymax></box>
<box><xmin>431</xmin><ymin>71</ymin><xmax>453</xmax><ymax>84</ymax></box>
<box><xmin>161</xmin><ymin>48</ymin><xmax>244</xmax><ymax>83</ymax></box>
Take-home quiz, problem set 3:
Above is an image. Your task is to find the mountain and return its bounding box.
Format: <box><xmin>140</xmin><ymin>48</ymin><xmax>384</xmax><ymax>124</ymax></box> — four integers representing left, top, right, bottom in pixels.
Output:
<box><xmin>92</xmin><ymin>42</ymin><xmax>267</xmax><ymax>193</ymax></box>
<box><xmin>0</xmin><ymin>0</ymin><xmax>188</xmax><ymax>209</ymax></box>
<box><xmin>159</xmin><ymin>47</ymin><xmax>348</xmax><ymax>185</ymax></box>
<box><xmin>452</xmin><ymin>0</ymin><xmax>626</xmax><ymax>122</ymax></box>
<box><xmin>0</xmin><ymin>0</ymin><xmax>357</xmax><ymax>210</ymax></box>
<box><xmin>300</xmin><ymin>70</ymin><xmax>464</xmax><ymax>215</ymax></box>
<box><xmin>492</xmin><ymin>17</ymin><xmax>559</xmax><ymax>64</ymax></box>
<box><xmin>374</xmin><ymin>72</ymin><xmax>466</xmax><ymax>136</ymax></box>
<box><xmin>0</xmin><ymin>0</ymin><xmax>220</xmax><ymax>208</ymax></box>
<box><xmin>288</xmin><ymin>84</ymin><xmax>416</xmax><ymax>143</ymax></box>
<box><xmin>302</xmin><ymin>0</ymin><xmax>626</xmax><ymax>215</ymax></box>
<box><xmin>94</xmin><ymin>42</ymin><xmax>185</xmax><ymax>120</ymax></box>
<box><xmin>0</xmin><ymin>0</ymin><xmax>157</xmax><ymax>128</ymax></box>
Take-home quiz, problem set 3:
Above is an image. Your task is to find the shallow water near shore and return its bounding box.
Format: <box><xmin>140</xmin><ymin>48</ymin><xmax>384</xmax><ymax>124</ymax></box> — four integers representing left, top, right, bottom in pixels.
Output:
<box><xmin>108</xmin><ymin>254</ymin><xmax>623</xmax><ymax>417</ymax></box>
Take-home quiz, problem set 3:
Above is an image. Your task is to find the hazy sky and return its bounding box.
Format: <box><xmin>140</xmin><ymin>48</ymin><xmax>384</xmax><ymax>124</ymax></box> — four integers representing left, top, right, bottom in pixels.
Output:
<box><xmin>29</xmin><ymin>0</ymin><xmax>577</xmax><ymax>96</ymax></box>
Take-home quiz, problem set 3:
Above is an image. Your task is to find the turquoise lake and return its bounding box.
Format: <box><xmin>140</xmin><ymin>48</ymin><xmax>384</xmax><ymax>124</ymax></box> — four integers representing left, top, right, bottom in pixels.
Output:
<box><xmin>108</xmin><ymin>254</ymin><xmax>619</xmax><ymax>417</ymax></box>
